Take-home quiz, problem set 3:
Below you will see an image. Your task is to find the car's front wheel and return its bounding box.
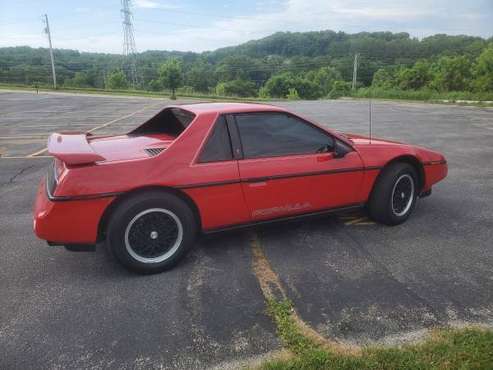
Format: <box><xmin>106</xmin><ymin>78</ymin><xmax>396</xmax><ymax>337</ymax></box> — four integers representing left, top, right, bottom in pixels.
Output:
<box><xmin>107</xmin><ymin>191</ymin><xmax>197</xmax><ymax>274</ymax></box>
<box><xmin>368</xmin><ymin>162</ymin><xmax>418</xmax><ymax>225</ymax></box>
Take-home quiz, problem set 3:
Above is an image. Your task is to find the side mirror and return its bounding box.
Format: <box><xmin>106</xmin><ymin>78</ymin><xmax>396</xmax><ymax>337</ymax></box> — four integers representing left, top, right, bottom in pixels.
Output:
<box><xmin>333</xmin><ymin>140</ymin><xmax>351</xmax><ymax>159</ymax></box>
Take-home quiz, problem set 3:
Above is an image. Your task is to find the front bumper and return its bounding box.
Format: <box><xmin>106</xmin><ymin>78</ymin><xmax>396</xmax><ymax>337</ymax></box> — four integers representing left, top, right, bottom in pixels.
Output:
<box><xmin>33</xmin><ymin>178</ymin><xmax>115</xmax><ymax>244</ymax></box>
<box><xmin>423</xmin><ymin>161</ymin><xmax>448</xmax><ymax>191</ymax></box>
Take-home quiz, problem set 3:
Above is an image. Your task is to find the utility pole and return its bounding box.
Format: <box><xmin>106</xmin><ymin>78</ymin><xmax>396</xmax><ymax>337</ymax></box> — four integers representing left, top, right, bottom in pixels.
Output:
<box><xmin>121</xmin><ymin>0</ymin><xmax>138</xmax><ymax>88</ymax></box>
<box><xmin>43</xmin><ymin>14</ymin><xmax>57</xmax><ymax>89</ymax></box>
<box><xmin>351</xmin><ymin>53</ymin><xmax>359</xmax><ymax>90</ymax></box>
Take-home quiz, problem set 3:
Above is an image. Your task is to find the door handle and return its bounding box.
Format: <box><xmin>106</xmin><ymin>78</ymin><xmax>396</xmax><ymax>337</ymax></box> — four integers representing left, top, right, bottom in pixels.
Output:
<box><xmin>245</xmin><ymin>177</ymin><xmax>269</xmax><ymax>187</ymax></box>
<box><xmin>245</xmin><ymin>176</ymin><xmax>270</xmax><ymax>183</ymax></box>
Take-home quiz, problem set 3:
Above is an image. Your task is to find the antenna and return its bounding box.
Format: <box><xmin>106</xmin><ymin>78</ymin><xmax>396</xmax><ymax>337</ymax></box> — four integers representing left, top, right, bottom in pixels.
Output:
<box><xmin>43</xmin><ymin>14</ymin><xmax>57</xmax><ymax>89</ymax></box>
<box><xmin>369</xmin><ymin>89</ymin><xmax>372</xmax><ymax>144</ymax></box>
<box><xmin>121</xmin><ymin>0</ymin><xmax>138</xmax><ymax>88</ymax></box>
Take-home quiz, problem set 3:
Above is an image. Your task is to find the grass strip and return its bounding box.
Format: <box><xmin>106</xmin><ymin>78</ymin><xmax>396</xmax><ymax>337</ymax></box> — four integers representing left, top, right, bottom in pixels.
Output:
<box><xmin>262</xmin><ymin>298</ymin><xmax>493</xmax><ymax>370</ymax></box>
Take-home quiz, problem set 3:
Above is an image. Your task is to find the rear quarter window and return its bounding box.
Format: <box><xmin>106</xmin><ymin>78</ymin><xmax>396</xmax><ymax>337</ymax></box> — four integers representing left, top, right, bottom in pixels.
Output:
<box><xmin>130</xmin><ymin>108</ymin><xmax>196</xmax><ymax>137</ymax></box>
<box><xmin>198</xmin><ymin>116</ymin><xmax>233</xmax><ymax>163</ymax></box>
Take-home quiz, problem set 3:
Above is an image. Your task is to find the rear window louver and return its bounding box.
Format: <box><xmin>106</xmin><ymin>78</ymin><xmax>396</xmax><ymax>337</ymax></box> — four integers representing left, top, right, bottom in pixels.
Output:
<box><xmin>144</xmin><ymin>147</ymin><xmax>165</xmax><ymax>157</ymax></box>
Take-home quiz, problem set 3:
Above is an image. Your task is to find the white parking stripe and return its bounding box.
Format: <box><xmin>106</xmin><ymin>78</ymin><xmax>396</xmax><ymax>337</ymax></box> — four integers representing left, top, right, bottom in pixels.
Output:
<box><xmin>24</xmin><ymin>103</ymin><xmax>160</xmax><ymax>158</ymax></box>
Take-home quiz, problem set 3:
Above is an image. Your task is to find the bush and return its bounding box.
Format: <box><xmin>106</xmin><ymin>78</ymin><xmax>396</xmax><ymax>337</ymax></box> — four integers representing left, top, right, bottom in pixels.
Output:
<box><xmin>105</xmin><ymin>70</ymin><xmax>129</xmax><ymax>90</ymax></box>
<box><xmin>396</xmin><ymin>60</ymin><xmax>433</xmax><ymax>90</ymax></box>
<box><xmin>372</xmin><ymin>67</ymin><xmax>398</xmax><ymax>89</ymax></box>
<box><xmin>263</xmin><ymin>72</ymin><xmax>322</xmax><ymax>99</ymax></box>
<box><xmin>328</xmin><ymin>80</ymin><xmax>351</xmax><ymax>99</ymax></box>
<box><xmin>147</xmin><ymin>79</ymin><xmax>162</xmax><ymax>91</ymax></box>
<box><xmin>432</xmin><ymin>55</ymin><xmax>472</xmax><ymax>92</ymax></box>
<box><xmin>473</xmin><ymin>45</ymin><xmax>493</xmax><ymax>92</ymax></box>
<box><xmin>215</xmin><ymin>79</ymin><xmax>257</xmax><ymax>97</ymax></box>
<box><xmin>305</xmin><ymin>66</ymin><xmax>342</xmax><ymax>95</ymax></box>
<box><xmin>158</xmin><ymin>58</ymin><xmax>183</xmax><ymax>98</ymax></box>
<box><xmin>64</xmin><ymin>72</ymin><xmax>90</xmax><ymax>88</ymax></box>
<box><xmin>286</xmin><ymin>88</ymin><xmax>300</xmax><ymax>100</ymax></box>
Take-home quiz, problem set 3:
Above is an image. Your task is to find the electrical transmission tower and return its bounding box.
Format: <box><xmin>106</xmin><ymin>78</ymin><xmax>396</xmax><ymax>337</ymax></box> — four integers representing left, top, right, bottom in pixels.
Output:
<box><xmin>121</xmin><ymin>0</ymin><xmax>138</xmax><ymax>88</ymax></box>
<box><xmin>43</xmin><ymin>14</ymin><xmax>57</xmax><ymax>89</ymax></box>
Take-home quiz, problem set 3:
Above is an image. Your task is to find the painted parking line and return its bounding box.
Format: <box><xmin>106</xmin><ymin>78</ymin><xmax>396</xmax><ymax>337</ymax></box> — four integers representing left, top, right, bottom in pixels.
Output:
<box><xmin>0</xmin><ymin>155</ymin><xmax>51</xmax><ymax>159</ymax></box>
<box><xmin>344</xmin><ymin>216</ymin><xmax>368</xmax><ymax>225</ymax></box>
<box><xmin>342</xmin><ymin>215</ymin><xmax>375</xmax><ymax>226</ymax></box>
<box><xmin>249</xmin><ymin>231</ymin><xmax>357</xmax><ymax>354</ymax></box>
<box><xmin>86</xmin><ymin>103</ymin><xmax>158</xmax><ymax>134</ymax></box>
<box><xmin>27</xmin><ymin>147</ymin><xmax>50</xmax><ymax>157</ymax></box>
<box><xmin>0</xmin><ymin>135</ymin><xmax>48</xmax><ymax>140</ymax></box>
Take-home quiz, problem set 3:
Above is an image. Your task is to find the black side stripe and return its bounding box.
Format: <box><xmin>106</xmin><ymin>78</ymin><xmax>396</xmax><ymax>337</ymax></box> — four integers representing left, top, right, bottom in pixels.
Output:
<box><xmin>179</xmin><ymin>166</ymin><xmax>382</xmax><ymax>189</ymax></box>
<box><xmin>49</xmin><ymin>166</ymin><xmax>383</xmax><ymax>201</ymax></box>
<box><xmin>243</xmin><ymin>166</ymin><xmax>366</xmax><ymax>183</ymax></box>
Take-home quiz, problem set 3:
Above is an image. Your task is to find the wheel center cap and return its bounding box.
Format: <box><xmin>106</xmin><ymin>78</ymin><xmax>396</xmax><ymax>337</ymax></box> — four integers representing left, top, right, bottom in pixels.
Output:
<box><xmin>150</xmin><ymin>231</ymin><xmax>158</xmax><ymax>240</ymax></box>
<box><xmin>401</xmin><ymin>192</ymin><xmax>405</xmax><ymax>199</ymax></box>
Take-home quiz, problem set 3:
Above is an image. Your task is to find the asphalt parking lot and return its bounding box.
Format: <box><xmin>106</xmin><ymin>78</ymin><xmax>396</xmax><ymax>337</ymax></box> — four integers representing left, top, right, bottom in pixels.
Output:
<box><xmin>1</xmin><ymin>90</ymin><xmax>493</xmax><ymax>369</ymax></box>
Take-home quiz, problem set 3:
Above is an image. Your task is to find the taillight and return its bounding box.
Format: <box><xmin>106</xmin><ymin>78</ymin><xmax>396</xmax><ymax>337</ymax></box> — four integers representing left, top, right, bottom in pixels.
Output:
<box><xmin>47</xmin><ymin>159</ymin><xmax>63</xmax><ymax>197</ymax></box>
<box><xmin>53</xmin><ymin>158</ymin><xmax>63</xmax><ymax>183</ymax></box>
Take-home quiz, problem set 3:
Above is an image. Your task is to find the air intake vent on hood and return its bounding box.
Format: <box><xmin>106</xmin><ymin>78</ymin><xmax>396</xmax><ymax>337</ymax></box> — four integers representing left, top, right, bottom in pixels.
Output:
<box><xmin>144</xmin><ymin>147</ymin><xmax>165</xmax><ymax>157</ymax></box>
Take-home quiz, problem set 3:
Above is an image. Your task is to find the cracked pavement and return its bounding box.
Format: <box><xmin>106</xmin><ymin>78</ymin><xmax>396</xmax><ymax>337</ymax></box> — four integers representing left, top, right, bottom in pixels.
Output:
<box><xmin>1</xmin><ymin>91</ymin><xmax>492</xmax><ymax>368</ymax></box>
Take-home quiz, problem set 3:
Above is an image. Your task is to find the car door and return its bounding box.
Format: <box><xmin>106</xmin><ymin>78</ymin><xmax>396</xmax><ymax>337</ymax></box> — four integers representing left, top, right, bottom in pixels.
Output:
<box><xmin>232</xmin><ymin>112</ymin><xmax>364</xmax><ymax>221</ymax></box>
<box><xmin>186</xmin><ymin>115</ymin><xmax>250</xmax><ymax>230</ymax></box>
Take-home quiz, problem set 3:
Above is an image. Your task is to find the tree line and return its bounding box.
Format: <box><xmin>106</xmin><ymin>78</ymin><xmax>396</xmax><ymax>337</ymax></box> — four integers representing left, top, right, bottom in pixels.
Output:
<box><xmin>1</xmin><ymin>31</ymin><xmax>492</xmax><ymax>99</ymax></box>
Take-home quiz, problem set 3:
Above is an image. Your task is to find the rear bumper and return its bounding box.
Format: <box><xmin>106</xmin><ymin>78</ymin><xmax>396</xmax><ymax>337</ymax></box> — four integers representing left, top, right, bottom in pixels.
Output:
<box><xmin>33</xmin><ymin>178</ymin><xmax>115</xmax><ymax>244</ymax></box>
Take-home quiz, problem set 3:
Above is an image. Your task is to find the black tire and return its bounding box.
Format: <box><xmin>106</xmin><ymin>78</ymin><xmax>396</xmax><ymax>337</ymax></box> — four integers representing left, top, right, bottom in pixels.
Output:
<box><xmin>368</xmin><ymin>162</ymin><xmax>418</xmax><ymax>226</ymax></box>
<box><xmin>107</xmin><ymin>191</ymin><xmax>197</xmax><ymax>274</ymax></box>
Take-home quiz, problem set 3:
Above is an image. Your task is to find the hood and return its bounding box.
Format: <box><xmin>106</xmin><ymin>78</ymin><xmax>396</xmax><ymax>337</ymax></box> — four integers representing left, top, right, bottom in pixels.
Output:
<box><xmin>339</xmin><ymin>132</ymin><xmax>446</xmax><ymax>164</ymax></box>
<box><xmin>339</xmin><ymin>132</ymin><xmax>405</xmax><ymax>147</ymax></box>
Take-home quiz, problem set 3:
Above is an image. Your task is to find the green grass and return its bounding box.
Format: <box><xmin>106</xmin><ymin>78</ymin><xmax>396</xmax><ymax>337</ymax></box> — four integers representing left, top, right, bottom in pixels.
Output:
<box><xmin>0</xmin><ymin>83</ymin><xmax>269</xmax><ymax>102</ymax></box>
<box><xmin>266</xmin><ymin>299</ymin><xmax>319</xmax><ymax>355</ymax></box>
<box><xmin>2</xmin><ymin>82</ymin><xmax>492</xmax><ymax>107</ymax></box>
<box><xmin>261</xmin><ymin>298</ymin><xmax>493</xmax><ymax>370</ymax></box>
<box><xmin>352</xmin><ymin>87</ymin><xmax>493</xmax><ymax>104</ymax></box>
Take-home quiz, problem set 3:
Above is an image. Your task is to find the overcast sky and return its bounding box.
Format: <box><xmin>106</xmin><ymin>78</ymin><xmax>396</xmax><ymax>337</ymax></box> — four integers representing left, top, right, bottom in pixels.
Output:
<box><xmin>0</xmin><ymin>0</ymin><xmax>492</xmax><ymax>54</ymax></box>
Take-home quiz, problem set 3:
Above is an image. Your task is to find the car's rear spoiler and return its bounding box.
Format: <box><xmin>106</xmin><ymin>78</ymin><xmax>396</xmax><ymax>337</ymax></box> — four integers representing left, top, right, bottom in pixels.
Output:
<box><xmin>47</xmin><ymin>133</ymin><xmax>105</xmax><ymax>165</ymax></box>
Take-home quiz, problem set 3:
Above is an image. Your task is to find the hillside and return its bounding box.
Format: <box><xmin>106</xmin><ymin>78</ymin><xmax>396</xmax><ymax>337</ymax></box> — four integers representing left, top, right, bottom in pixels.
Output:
<box><xmin>1</xmin><ymin>30</ymin><xmax>492</xmax><ymax>99</ymax></box>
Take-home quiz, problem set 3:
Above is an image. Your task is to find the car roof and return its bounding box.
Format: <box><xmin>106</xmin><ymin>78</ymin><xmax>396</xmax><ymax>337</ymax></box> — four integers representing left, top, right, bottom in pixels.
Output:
<box><xmin>171</xmin><ymin>102</ymin><xmax>287</xmax><ymax>115</ymax></box>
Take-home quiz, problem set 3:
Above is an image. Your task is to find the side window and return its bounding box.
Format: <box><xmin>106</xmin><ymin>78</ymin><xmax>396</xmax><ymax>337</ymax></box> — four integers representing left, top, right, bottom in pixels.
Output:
<box><xmin>198</xmin><ymin>116</ymin><xmax>233</xmax><ymax>163</ymax></box>
<box><xmin>235</xmin><ymin>113</ymin><xmax>333</xmax><ymax>159</ymax></box>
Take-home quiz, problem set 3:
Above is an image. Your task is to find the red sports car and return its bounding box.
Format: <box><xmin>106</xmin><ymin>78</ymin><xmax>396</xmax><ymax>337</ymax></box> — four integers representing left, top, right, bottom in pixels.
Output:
<box><xmin>33</xmin><ymin>103</ymin><xmax>447</xmax><ymax>273</ymax></box>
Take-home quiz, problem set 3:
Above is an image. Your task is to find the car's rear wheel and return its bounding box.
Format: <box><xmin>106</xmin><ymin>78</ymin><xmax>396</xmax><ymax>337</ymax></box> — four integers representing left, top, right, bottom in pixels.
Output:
<box><xmin>368</xmin><ymin>162</ymin><xmax>418</xmax><ymax>225</ymax></box>
<box><xmin>107</xmin><ymin>191</ymin><xmax>197</xmax><ymax>274</ymax></box>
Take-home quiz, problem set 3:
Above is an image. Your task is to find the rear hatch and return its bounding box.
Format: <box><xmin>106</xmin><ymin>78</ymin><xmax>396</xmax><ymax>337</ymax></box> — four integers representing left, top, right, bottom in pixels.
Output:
<box><xmin>47</xmin><ymin>132</ymin><xmax>173</xmax><ymax>165</ymax></box>
<box><xmin>47</xmin><ymin>107</ymin><xmax>195</xmax><ymax>165</ymax></box>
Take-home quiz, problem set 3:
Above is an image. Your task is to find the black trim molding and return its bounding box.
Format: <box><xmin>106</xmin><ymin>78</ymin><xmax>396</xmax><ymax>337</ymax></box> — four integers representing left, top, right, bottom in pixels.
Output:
<box><xmin>46</xmin><ymin>178</ymin><xmax>123</xmax><ymax>202</ymax></box>
<box><xmin>178</xmin><ymin>179</ymin><xmax>241</xmax><ymax>190</ymax></box>
<box><xmin>423</xmin><ymin>160</ymin><xmax>447</xmax><ymax>166</ymax></box>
